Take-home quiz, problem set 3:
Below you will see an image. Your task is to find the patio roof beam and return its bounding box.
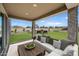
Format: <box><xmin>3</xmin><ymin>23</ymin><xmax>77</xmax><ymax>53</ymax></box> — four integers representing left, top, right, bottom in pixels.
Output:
<box><xmin>8</xmin><ymin>15</ymin><xmax>32</xmax><ymax>21</ymax></box>
<box><xmin>33</xmin><ymin>4</ymin><xmax>67</xmax><ymax>21</ymax></box>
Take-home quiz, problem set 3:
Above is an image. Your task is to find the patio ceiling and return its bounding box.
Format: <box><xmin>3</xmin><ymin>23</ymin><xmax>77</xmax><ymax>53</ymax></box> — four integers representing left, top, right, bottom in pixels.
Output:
<box><xmin>3</xmin><ymin>3</ymin><xmax>67</xmax><ymax>21</ymax></box>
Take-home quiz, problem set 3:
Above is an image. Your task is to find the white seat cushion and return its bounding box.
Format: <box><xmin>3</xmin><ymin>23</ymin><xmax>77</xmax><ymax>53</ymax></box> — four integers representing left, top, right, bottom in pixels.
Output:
<box><xmin>42</xmin><ymin>43</ymin><xmax>55</xmax><ymax>50</ymax></box>
<box><xmin>73</xmin><ymin>44</ymin><xmax>78</xmax><ymax>56</ymax></box>
<box><xmin>47</xmin><ymin>51</ymin><xmax>60</xmax><ymax>56</ymax></box>
<box><xmin>35</xmin><ymin>40</ymin><xmax>55</xmax><ymax>52</ymax></box>
<box><xmin>62</xmin><ymin>44</ymin><xmax>78</xmax><ymax>56</ymax></box>
<box><xmin>53</xmin><ymin>49</ymin><xmax>63</xmax><ymax>55</ymax></box>
<box><xmin>64</xmin><ymin>45</ymin><xmax>74</xmax><ymax>53</ymax></box>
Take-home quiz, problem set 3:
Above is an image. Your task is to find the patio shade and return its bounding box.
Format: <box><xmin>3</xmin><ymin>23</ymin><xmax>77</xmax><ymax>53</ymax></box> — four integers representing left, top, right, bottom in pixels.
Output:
<box><xmin>3</xmin><ymin>3</ymin><xmax>67</xmax><ymax>21</ymax></box>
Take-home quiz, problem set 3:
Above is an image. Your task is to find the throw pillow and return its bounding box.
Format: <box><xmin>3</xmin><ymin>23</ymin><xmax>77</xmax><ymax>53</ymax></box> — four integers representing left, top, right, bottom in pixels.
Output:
<box><xmin>60</xmin><ymin>40</ymin><xmax>75</xmax><ymax>50</ymax></box>
<box><xmin>53</xmin><ymin>40</ymin><xmax>61</xmax><ymax>49</ymax></box>
<box><xmin>41</xmin><ymin>36</ymin><xmax>46</xmax><ymax>43</ymax></box>
<box><xmin>63</xmin><ymin>44</ymin><xmax>74</xmax><ymax>56</ymax></box>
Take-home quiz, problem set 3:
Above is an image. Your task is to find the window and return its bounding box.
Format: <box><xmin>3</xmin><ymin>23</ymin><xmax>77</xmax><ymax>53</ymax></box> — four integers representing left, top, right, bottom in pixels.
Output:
<box><xmin>0</xmin><ymin>13</ymin><xmax>2</xmax><ymax>53</ymax></box>
<box><xmin>36</xmin><ymin>11</ymin><xmax>68</xmax><ymax>40</ymax></box>
<box><xmin>78</xmin><ymin>7</ymin><xmax>79</xmax><ymax>46</ymax></box>
<box><xmin>0</xmin><ymin>13</ymin><xmax>10</xmax><ymax>55</ymax></box>
<box><xmin>10</xmin><ymin>18</ymin><xmax>32</xmax><ymax>44</ymax></box>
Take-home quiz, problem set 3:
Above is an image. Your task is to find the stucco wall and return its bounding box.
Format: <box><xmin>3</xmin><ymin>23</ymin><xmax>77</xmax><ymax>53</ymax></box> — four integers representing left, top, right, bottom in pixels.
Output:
<box><xmin>68</xmin><ymin>7</ymin><xmax>78</xmax><ymax>43</ymax></box>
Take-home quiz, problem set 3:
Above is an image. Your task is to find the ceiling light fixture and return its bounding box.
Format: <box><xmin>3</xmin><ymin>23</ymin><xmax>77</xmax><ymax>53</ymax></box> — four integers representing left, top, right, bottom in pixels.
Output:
<box><xmin>33</xmin><ymin>4</ymin><xmax>37</xmax><ymax>7</ymax></box>
<box><xmin>25</xmin><ymin>13</ymin><xmax>29</xmax><ymax>15</ymax></box>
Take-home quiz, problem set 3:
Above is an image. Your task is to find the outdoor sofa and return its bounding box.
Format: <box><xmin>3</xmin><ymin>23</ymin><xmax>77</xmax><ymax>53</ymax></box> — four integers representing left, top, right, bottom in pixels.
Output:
<box><xmin>35</xmin><ymin>35</ymin><xmax>78</xmax><ymax>56</ymax></box>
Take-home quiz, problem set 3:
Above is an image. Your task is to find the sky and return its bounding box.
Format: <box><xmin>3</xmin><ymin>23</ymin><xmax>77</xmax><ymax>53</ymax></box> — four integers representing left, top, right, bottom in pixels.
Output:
<box><xmin>0</xmin><ymin>16</ymin><xmax>2</xmax><ymax>26</ymax></box>
<box><xmin>10</xmin><ymin>18</ymin><xmax>32</xmax><ymax>27</ymax></box>
<box><xmin>36</xmin><ymin>11</ymin><xmax>68</xmax><ymax>27</ymax></box>
<box><xmin>0</xmin><ymin>9</ymin><xmax>79</xmax><ymax>27</ymax></box>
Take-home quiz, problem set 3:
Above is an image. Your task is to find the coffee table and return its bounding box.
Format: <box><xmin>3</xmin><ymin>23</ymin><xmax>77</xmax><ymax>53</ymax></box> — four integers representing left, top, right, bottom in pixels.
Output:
<box><xmin>18</xmin><ymin>42</ymin><xmax>46</xmax><ymax>56</ymax></box>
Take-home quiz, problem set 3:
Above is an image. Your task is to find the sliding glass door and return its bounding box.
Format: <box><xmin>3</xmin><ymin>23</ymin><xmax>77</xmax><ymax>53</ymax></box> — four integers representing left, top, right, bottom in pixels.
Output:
<box><xmin>0</xmin><ymin>13</ymin><xmax>10</xmax><ymax>55</ymax></box>
<box><xmin>0</xmin><ymin>13</ymin><xmax>2</xmax><ymax>53</ymax></box>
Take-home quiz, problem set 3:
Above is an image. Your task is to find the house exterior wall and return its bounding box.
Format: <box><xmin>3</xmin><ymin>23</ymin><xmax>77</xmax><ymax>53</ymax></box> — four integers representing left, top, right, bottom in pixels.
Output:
<box><xmin>25</xmin><ymin>28</ymin><xmax>32</xmax><ymax>32</ymax></box>
<box><xmin>68</xmin><ymin>6</ymin><xmax>78</xmax><ymax>43</ymax></box>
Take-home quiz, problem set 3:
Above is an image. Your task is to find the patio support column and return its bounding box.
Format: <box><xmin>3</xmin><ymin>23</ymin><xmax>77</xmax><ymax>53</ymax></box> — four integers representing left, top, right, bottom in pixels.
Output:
<box><xmin>32</xmin><ymin>21</ymin><xmax>35</xmax><ymax>38</ymax></box>
<box><xmin>68</xmin><ymin>6</ymin><xmax>78</xmax><ymax>44</ymax></box>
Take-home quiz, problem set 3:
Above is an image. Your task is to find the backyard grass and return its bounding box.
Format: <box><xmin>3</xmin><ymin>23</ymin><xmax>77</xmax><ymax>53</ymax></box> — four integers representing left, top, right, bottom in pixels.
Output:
<box><xmin>10</xmin><ymin>32</ymin><xmax>32</xmax><ymax>44</ymax></box>
<box><xmin>10</xmin><ymin>31</ymin><xmax>79</xmax><ymax>44</ymax></box>
<box><xmin>47</xmin><ymin>31</ymin><xmax>68</xmax><ymax>40</ymax></box>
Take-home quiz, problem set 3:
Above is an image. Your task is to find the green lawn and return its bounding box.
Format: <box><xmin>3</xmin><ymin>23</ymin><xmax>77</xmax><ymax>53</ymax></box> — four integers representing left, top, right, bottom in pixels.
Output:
<box><xmin>10</xmin><ymin>31</ymin><xmax>79</xmax><ymax>44</ymax></box>
<box><xmin>47</xmin><ymin>31</ymin><xmax>68</xmax><ymax>40</ymax></box>
<box><xmin>10</xmin><ymin>32</ymin><xmax>32</xmax><ymax>44</ymax></box>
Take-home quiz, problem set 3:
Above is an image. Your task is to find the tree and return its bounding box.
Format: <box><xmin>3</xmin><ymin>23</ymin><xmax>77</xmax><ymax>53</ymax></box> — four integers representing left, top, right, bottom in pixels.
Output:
<box><xmin>23</xmin><ymin>28</ymin><xmax>25</xmax><ymax>32</ymax></box>
<box><xmin>26</xmin><ymin>26</ymin><xmax>31</xmax><ymax>28</ymax></box>
<box><xmin>15</xmin><ymin>28</ymin><xmax>17</xmax><ymax>33</ymax></box>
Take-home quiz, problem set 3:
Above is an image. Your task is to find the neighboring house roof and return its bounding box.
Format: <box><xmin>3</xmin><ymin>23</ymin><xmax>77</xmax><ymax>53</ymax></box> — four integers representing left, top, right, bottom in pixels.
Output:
<box><xmin>12</xmin><ymin>26</ymin><xmax>24</xmax><ymax>28</ymax></box>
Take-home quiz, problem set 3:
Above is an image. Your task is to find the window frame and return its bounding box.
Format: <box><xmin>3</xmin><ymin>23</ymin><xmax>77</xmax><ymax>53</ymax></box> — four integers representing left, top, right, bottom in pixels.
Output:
<box><xmin>0</xmin><ymin>13</ymin><xmax>4</xmax><ymax>54</ymax></box>
<box><xmin>0</xmin><ymin>13</ymin><xmax>9</xmax><ymax>56</ymax></box>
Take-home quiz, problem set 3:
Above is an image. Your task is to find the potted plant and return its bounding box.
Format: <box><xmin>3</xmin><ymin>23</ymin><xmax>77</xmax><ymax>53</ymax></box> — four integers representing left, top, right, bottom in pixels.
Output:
<box><xmin>24</xmin><ymin>36</ymin><xmax>36</xmax><ymax>50</ymax></box>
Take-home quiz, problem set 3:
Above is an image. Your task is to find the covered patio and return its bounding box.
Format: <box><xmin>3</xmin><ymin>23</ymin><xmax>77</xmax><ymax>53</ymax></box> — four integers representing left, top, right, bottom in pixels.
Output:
<box><xmin>0</xmin><ymin>3</ymin><xmax>78</xmax><ymax>56</ymax></box>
